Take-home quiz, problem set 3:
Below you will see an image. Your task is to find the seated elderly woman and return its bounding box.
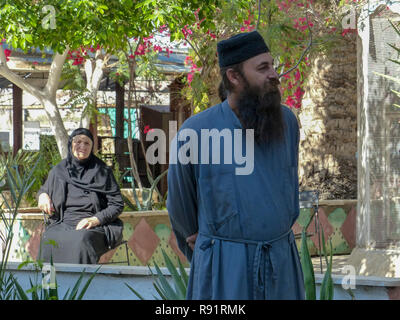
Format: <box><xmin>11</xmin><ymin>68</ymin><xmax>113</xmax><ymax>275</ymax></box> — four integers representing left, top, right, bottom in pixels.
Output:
<box><xmin>37</xmin><ymin>128</ymin><xmax>124</xmax><ymax>264</ymax></box>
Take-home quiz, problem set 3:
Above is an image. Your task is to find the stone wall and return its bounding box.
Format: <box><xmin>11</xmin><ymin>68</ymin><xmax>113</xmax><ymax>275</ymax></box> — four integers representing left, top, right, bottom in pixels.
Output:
<box><xmin>298</xmin><ymin>34</ymin><xmax>358</xmax><ymax>200</ymax></box>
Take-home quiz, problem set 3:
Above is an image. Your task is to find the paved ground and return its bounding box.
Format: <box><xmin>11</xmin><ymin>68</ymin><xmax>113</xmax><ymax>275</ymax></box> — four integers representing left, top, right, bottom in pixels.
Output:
<box><xmin>311</xmin><ymin>254</ymin><xmax>350</xmax><ymax>275</ymax></box>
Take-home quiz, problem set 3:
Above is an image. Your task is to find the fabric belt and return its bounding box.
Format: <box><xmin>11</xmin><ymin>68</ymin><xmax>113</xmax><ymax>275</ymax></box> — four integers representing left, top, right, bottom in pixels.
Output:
<box><xmin>199</xmin><ymin>229</ymin><xmax>293</xmax><ymax>299</ymax></box>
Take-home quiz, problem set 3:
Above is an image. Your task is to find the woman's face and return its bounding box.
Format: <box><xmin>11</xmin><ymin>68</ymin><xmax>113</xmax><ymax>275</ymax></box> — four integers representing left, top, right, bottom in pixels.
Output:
<box><xmin>71</xmin><ymin>134</ymin><xmax>93</xmax><ymax>160</ymax></box>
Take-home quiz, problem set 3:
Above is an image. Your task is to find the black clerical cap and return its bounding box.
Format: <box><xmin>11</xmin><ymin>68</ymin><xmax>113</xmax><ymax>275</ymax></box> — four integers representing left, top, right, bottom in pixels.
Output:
<box><xmin>217</xmin><ymin>31</ymin><xmax>270</xmax><ymax>68</ymax></box>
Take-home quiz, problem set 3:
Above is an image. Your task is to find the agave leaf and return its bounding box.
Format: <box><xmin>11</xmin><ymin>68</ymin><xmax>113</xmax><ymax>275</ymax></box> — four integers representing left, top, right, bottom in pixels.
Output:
<box><xmin>320</xmin><ymin>241</ymin><xmax>334</xmax><ymax>300</ymax></box>
<box><xmin>125</xmin><ymin>283</ymin><xmax>145</xmax><ymax>300</ymax></box>
<box><xmin>62</xmin><ymin>288</ymin><xmax>71</xmax><ymax>300</ymax></box>
<box><xmin>321</xmin><ymin>226</ymin><xmax>329</xmax><ymax>265</ymax></box>
<box><xmin>388</xmin><ymin>58</ymin><xmax>400</xmax><ymax>66</ymax></box>
<box><xmin>177</xmin><ymin>257</ymin><xmax>189</xmax><ymax>287</ymax></box>
<box><xmin>153</xmin><ymin>281</ymin><xmax>169</xmax><ymax>300</ymax></box>
<box><xmin>76</xmin><ymin>266</ymin><xmax>100</xmax><ymax>300</ymax></box>
<box><xmin>389</xmin><ymin>19</ymin><xmax>400</xmax><ymax>37</ymax></box>
<box><xmin>66</xmin><ymin>270</ymin><xmax>85</xmax><ymax>300</ymax></box>
<box><xmin>6</xmin><ymin>167</ymin><xmax>18</xmax><ymax>205</ymax></box>
<box><xmin>11</xmin><ymin>275</ymin><xmax>29</xmax><ymax>300</ymax></box>
<box><xmin>300</xmin><ymin>229</ymin><xmax>316</xmax><ymax>300</ymax></box>
<box><xmin>28</xmin><ymin>278</ymin><xmax>39</xmax><ymax>300</ymax></box>
<box><xmin>153</xmin><ymin>262</ymin><xmax>177</xmax><ymax>299</ymax></box>
<box><xmin>161</xmin><ymin>249</ymin><xmax>186</xmax><ymax>299</ymax></box>
<box><xmin>373</xmin><ymin>71</ymin><xmax>400</xmax><ymax>84</ymax></box>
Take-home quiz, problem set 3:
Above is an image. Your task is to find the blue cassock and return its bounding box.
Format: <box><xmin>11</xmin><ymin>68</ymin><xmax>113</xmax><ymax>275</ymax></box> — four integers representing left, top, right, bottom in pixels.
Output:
<box><xmin>167</xmin><ymin>99</ymin><xmax>305</xmax><ymax>300</ymax></box>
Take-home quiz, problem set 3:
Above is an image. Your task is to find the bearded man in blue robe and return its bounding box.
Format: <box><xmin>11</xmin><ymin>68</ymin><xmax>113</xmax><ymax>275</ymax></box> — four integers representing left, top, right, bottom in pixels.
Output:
<box><xmin>167</xmin><ymin>31</ymin><xmax>305</xmax><ymax>300</ymax></box>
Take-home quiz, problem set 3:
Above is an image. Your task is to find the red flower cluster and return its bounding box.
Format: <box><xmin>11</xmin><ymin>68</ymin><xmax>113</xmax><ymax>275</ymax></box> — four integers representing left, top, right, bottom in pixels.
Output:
<box><xmin>277</xmin><ymin>0</ymin><xmax>312</xmax><ymax>13</ymax></box>
<box><xmin>182</xmin><ymin>25</ymin><xmax>193</xmax><ymax>39</ymax></box>
<box><xmin>185</xmin><ymin>56</ymin><xmax>201</xmax><ymax>85</ymax></box>
<box><xmin>67</xmin><ymin>45</ymin><xmax>102</xmax><ymax>65</ymax></box>
<box><xmin>128</xmin><ymin>33</ymin><xmax>173</xmax><ymax>58</ymax></box>
<box><xmin>282</xmin><ymin>66</ymin><xmax>307</xmax><ymax>109</ymax></box>
<box><xmin>293</xmin><ymin>17</ymin><xmax>313</xmax><ymax>32</ymax></box>
<box><xmin>0</xmin><ymin>39</ymin><xmax>11</xmax><ymax>61</ymax></box>
<box><xmin>240</xmin><ymin>12</ymin><xmax>255</xmax><ymax>32</ymax></box>
<box><xmin>4</xmin><ymin>48</ymin><xmax>11</xmax><ymax>61</ymax></box>
<box><xmin>341</xmin><ymin>28</ymin><xmax>357</xmax><ymax>36</ymax></box>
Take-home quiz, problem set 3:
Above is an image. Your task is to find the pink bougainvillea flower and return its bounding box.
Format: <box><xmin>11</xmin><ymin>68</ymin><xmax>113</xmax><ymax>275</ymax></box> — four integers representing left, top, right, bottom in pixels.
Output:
<box><xmin>341</xmin><ymin>28</ymin><xmax>357</xmax><ymax>36</ymax></box>
<box><xmin>285</xmin><ymin>95</ymin><xmax>295</xmax><ymax>108</ymax></box>
<box><xmin>187</xmin><ymin>73</ymin><xmax>194</xmax><ymax>84</ymax></box>
<box><xmin>144</xmin><ymin>125</ymin><xmax>154</xmax><ymax>134</ymax></box>
<box><xmin>294</xmin><ymin>87</ymin><xmax>305</xmax><ymax>101</ymax></box>
<box><xmin>294</xmin><ymin>70</ymin><xmax>301</xmax><ymax>81</ymax></box>
<box><xmin>4</xmin><ymin>48</ymin><xmax>11</xmax><ymax>61</ymax></box>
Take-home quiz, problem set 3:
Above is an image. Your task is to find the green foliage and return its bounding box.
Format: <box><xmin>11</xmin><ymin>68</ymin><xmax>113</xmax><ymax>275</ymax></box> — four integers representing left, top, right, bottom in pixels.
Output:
<box><xmin>319</xmin><ymin>228</ymin><xmax>334</xmax><ymax>300</ymax></box>
<box><xmin>300</xmin><ymin>229</ymin><xmax>316</xmax><ymax>300</ymax></box>
<box><xmin>27</xmin><ymin>136</ymin><xmax>61</xmax><ymax>205</ymax></box>
<box><xmin>0</xmin><ymin>0</ymin><xmax>219</xmax><ymax>54</ymax></box>
<box><xmin>299</xmin><ymin>220</ymin><xmax>334</xmax><ymax>300</ymax></box>
<box><xmin>123</xmin><ymin>169</ymin><xmax>168</xmax><ymax>211</ymax></box>
<box><xmin>0</xmin><ymin>152</ymin><xmax>98</xmax><ymax>300</ymax></box>
<box><xmin>126</xmin><ymin>249</ymin><xmax>188</xmax><ymax>300</ymax></box>
<box><xmin>11</xmin><ymin>258</ymin><xmax>100</xmax><ymax>300</ymax></box>
<box><xmin>0</xmin><ymin>157</ymin><xmax>38</xmax><ymax>299</ymax></box>
<box><xmin>0</xmin><ymin>137</ymin><xmax>61</xmax><ymax>206</ymax></box>
<box><xmin>0</xmin><ymin>150</ymin><xmax>37</xmax><ymax>189</ymax></box>
<box><xmin>374</xmin><ymin>19</ymin><xmax>400</xmax><ymax>109</ymax></box>
<box><xmin>181</xmin><ymin>0</ymin><xmax>347</xmax><ymax>112</ymax></box>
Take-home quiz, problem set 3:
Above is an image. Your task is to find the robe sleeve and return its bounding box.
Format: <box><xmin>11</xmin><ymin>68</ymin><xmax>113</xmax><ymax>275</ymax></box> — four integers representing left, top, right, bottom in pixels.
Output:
<box><xmin>292</xmin><ymin>112</ymin><xmax>301</xmax><ymax>224</ymax></box>
<box><xmin>94</xmin><ymin>168</ymin><xmax>124</xmax><ymax>225</ymax></box>
<box><xmin>36</xmin><ymin>167</ymin><xmax>54</xmax><ymax>201</ymax></box>
<box><xmin>167</xmin><ymin>137</ymin><xmax>198</xmax><ymax>262</ymax></box>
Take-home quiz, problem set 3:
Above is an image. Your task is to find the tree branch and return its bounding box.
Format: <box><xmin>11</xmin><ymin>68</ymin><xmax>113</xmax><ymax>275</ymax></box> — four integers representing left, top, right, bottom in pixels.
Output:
<box><xmin>256</xmin><ymin>0</ymin><xmax>262</xmax><ymax>30</ymax></box>
<box><xmin>0</xmin><ymin>45</ymin><xmax>44</xmax><ymax>99</ymax></box>
<box><xmin>279</xmin><ymin>3</ymin><xmax>313</xmax><ymax>78</ymax></box>
<box><xmin>44</xmin><ymin>47</ymin><xmax>69</xmax><ymax>98</ymax></box>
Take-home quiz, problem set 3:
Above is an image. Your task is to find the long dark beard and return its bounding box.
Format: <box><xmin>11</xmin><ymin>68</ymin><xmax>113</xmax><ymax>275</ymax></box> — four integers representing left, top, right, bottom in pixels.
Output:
<box><xmin>236</xmin><ymin>78</ymin><xmax>285</xmax><ymax>145</ymax></box>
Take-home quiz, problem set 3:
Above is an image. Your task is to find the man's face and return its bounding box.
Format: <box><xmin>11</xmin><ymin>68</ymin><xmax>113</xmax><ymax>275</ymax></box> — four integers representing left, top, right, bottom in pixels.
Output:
<box><xmin>239</xmin><ymin>52</ymin><xmax>280</xmax><ymax>95</ymax></box>
<box><xmin>232</xmin><ymin>52</ymin><xmax>285</xmax><ymax>145</ymax></box>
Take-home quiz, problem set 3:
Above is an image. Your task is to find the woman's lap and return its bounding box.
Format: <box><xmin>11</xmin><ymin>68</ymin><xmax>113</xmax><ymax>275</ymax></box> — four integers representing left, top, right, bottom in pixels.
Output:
<box><xmin>40</xmin><ymin>222</ymin><xmax>108</xmax><ymax>264</ymax></box>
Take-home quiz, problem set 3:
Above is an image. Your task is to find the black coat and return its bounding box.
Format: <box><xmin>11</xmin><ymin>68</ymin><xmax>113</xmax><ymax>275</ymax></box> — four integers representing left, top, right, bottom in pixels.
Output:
<box><xmin>38</xmin><ymin>158</ymin><xmax>124</xmax><ymax>249</ymax></box>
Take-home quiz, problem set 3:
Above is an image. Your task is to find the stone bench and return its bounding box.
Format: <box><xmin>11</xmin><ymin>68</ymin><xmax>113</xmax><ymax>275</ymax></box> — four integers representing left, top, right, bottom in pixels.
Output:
<box><xmin>1</xmin><ymin>199</ymin><xmax>357</xmax><ymax>266</ymax></box>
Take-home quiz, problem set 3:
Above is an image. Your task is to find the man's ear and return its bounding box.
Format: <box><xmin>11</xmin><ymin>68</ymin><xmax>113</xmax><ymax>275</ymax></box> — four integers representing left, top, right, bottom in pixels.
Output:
<box><xmin>226</xmin><ymin>68</ymin><xmax>242</xmax><ymax>88</ymax></box>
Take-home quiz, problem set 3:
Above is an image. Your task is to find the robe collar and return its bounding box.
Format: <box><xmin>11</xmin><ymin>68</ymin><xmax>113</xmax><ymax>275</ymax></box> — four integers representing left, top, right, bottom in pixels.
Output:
<box><xmin>221</xmin><ymin>99</ymin><xmax>242</xmax><ymax>129</ymax></box>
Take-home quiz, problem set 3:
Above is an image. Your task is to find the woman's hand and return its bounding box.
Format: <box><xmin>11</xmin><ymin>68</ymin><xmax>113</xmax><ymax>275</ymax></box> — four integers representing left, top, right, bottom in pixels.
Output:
<box><xmin>76</xmin><ymin>217</ymin><xmax>101</xmax><ymax>230</ymax></box>
<box><xmin>38</xmin><ymin>193</ymin><xmax>54</xmax><ymax>215</ymax></box>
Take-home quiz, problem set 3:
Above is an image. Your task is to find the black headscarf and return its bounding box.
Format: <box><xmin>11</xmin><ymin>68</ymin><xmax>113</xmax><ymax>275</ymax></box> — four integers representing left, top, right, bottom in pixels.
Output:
<box><xmin>56</xmin><ymin>128</ymin><xmax>119</xmax><ymax>195</ymax></box>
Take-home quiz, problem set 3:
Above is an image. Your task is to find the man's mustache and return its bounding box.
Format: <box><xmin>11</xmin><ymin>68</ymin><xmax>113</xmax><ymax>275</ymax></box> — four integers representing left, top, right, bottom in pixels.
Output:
<box><xmin>265</xmin><ymin>79</ymin><xmax>281</xmax><ymax>93</ymax></box>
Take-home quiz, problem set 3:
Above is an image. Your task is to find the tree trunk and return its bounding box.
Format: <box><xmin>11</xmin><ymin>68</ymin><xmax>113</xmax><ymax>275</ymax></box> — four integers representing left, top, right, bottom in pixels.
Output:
<box><xmin>0</xmin><ymin>45</ymin><xmax>70</xmax><ymax>157</ymax></box>
<box><xmin>41</xmin><ymin>99</ymin><xmax>69</xmax><ymax>158</ymax></box>
<box><xmin>80</xmin><ymin>52</ymin><xmax>108</xmax><ymax>128</ymax></box>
